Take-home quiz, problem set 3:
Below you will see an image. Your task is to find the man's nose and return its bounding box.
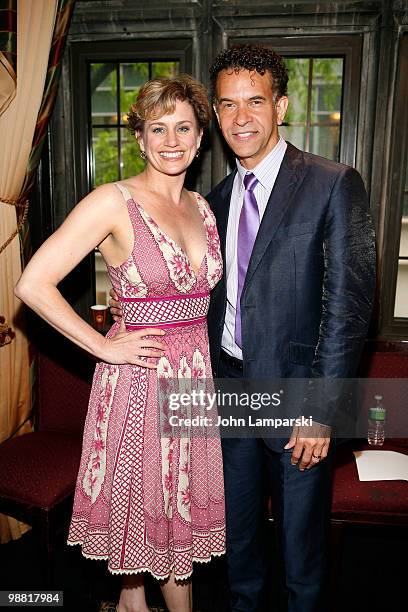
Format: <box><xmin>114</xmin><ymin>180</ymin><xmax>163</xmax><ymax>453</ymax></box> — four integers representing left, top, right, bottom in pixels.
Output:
<box><xmin>234</xmin><ymin>105</ymin><xmax>251</xmax><ymax>126</ymax></box>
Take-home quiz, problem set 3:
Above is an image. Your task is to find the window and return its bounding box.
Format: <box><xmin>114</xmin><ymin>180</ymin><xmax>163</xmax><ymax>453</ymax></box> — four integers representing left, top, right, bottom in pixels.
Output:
<box><xmin>281</xmin><ymin>57</ymin><xmax>343</xmax><ymax>162</ymax></box>
<box><xmin>381</xmin><ymin>32</ymin><xmax>408</xmax><ymax>332</ymax></box>
<box><xmin>89</xmin><ymin>60</ymin><xmax>180</xmax><ymax>304</ymax></box>
<box><xmin>394</xmin><ymin>155</ymin><xmax>408</xmax><ymax>318</ymax></box>
<box><xmin>70</xmin><ymin>40</ymin><xmax>191</xmax><ymax>312</ymax></box>
<box><xmin>90</xmin><ymin>61</ymin><xmax>179</xmax><ymax>187</ymax></box>
<box><xmin>227</xmin><ymin>36</ymin><xmax>362</xmax><ymax>170</ymax></box>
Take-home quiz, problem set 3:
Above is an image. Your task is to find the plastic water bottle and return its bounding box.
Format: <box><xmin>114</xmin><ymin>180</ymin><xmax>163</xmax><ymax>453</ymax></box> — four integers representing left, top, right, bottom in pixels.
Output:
<box><xmin>367</xmin><ymin>395</ymin><xmax>386</xmax><ymax>446</ymax></box>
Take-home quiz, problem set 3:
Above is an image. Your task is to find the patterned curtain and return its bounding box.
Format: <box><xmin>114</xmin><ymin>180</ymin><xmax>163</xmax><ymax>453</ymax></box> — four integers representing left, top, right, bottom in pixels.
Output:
<box><xmin>0</xmin><ymin>0</ymin><xmax>16</xmax><ymax>115</ymax></box>
<box><xmin>21</xmin><ymin>0</ymin><xmax>75</xmax><ymax>202</ymax></box>
<box><xmin>0</xmin><ymin>1</ymin><xmax>17</xmax><ymax>349</ymax></box>
<box><xmin>5</xmin><ymin>0</ymin><xmax>76</xmax><ymax>263</ymax></box>
<box><xmin>0</xmin><ymin>0</ymin><xmax>75</xmax><ymax>544</ymax></box>
<box><xmin>19</xmin><ymin>0</ymin><xmax>75</xmax><ymax>267</ymax></box>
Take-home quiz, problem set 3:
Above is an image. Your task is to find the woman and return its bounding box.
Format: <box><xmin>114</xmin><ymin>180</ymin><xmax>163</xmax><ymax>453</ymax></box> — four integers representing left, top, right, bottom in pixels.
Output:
<box><xmin>15</xmin><ymin>75</ymin><xmax>225</xmax><ymax>612</ymax></box>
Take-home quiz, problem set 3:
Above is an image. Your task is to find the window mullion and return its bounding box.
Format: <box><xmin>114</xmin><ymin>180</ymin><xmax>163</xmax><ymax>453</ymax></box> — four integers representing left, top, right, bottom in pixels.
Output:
<box><xmin>117</xmin><ymin>63</ymin><xmax>122</xmax><ymax>181</ymax></box>
<box><xmin>305</xmin><ymin>58</ymin><xmax>313</xmax><ymax>152</ymax></box>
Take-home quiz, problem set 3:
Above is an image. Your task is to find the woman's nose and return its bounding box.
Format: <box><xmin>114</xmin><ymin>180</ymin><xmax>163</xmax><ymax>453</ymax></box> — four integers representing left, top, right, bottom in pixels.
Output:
<box><xmin>164</xmin><ymin>129</ymin><xmax>178</xmax><ymax>147</ymax></box>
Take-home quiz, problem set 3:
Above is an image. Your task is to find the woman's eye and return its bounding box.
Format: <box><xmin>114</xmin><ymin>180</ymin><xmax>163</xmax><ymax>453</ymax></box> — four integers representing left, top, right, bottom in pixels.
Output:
<box><xmin>178</xmin><ymin>126</ymin><xmax>190</xmax><ymax>133</ymax></box>
<box><xmin>152</xmin><ymin>127</ymin><xmax>165</xmax><ymax>134</ymax></box>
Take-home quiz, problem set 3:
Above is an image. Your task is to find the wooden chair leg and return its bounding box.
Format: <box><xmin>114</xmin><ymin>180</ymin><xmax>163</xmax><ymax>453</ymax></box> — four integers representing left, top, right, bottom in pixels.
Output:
<box><xmin>38</xmin><ymin>513</ymin><xmax>55</xmax><ymax>588</ymax></box>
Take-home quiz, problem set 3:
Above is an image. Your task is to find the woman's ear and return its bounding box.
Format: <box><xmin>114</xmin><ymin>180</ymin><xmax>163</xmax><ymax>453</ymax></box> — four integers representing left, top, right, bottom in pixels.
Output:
<box><xmin>197</xmin><ymin>128</ymin><xmax>203</xmax><ymax>150</ymax></box>
<box><xmin>136</xmin><ymin>130</ymin><xmax>145</xmax><ymax>154</ymax></box>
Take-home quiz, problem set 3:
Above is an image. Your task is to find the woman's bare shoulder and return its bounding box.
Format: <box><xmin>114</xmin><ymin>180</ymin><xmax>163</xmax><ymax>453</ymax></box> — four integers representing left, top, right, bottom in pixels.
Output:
<box><xmin>187</xmin><ymin>190</ymin><xmax>211</xmax><ymax>209</ymax></box>
<box><xmin>74</xmin><ymin>182</ymin><xmax>128</xmax><ymax>216</ymax></box>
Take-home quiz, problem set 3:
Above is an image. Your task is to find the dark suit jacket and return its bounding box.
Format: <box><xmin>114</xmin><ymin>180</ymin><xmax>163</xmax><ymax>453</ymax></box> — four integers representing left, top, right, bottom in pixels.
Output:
<box><xmin>206</xmin><ymin>142</ymin><xmax>376</xmax><ymax>444</ymax></box>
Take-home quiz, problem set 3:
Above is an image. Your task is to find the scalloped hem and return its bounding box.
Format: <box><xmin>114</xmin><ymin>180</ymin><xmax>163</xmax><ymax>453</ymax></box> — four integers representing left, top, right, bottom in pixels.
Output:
<box><xmin>67</xmin><ymin>539</ymin><xmax>225</xmax><ymax>581</ymax></box>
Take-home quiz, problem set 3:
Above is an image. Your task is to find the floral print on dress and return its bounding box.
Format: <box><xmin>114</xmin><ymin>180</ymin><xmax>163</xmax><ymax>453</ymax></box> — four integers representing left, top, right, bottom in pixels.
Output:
<box><xmin>177</xmin><ymin>437</ymin><xmax>191</xmax><ymax>522</ymax></box>
<box><xmin>162</xmin><ymin>437</ymin><xmax>174</xmax><ymax>519</ymax></box>
<box><xmin>176</xmin><ymin>354</ymin><xmax>194</xmax><ymax>523</ymax></box>
<box><xmin>83</xmin><ymin>364</ymin><xmax>119</xmax><ymax>502</ymax></box>
<box><xmin>192</xmin><ymin>348</ymin><xmax>206</xmax><ymax>378</ymax></box>
<box><xmin>158</xmin><ymin>356</ymin><xmax>175</xmax><ymax>519</ymax></box>
<box><xmin>135</xmin><ymin>205</ymin><xmax>197</xmax><ymax>293</ymax></box>
<box><xmin>120</xmin><ymin>261</ymin><xmax>148</xmax><ymax>298</ymax></box>
<box><xmin>68</xmin><ymin>182</ymin><xmax>226</xmax><ymax>580</ymax></box>
<box><xmin>196</xmin><ymin>195</ymin><xmax>223</xmax><ymax>289</ymax></box>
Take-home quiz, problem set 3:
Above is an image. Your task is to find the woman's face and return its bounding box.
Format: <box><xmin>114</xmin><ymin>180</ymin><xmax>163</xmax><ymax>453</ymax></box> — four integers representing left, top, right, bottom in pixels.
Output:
<box><xmin>138</xmin><ymin>99</ymin><xmax>202</xmax><ymax>176</ymax></box>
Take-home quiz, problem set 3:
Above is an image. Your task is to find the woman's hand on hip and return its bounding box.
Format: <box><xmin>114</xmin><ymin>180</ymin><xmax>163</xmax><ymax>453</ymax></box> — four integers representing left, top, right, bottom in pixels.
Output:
<box><xmin>100</xmin><ymin>321</ymin><xmax>166</xmax><ymax>368</ymax></box>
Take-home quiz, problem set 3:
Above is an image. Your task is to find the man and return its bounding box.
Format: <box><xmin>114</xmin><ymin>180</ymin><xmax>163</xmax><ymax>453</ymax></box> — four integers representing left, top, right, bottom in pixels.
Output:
<box><xmin>205</xmin><ymin>44</ymin><xmax>376</xmax><ymax>612</ymax></box>
<box><xmin>111</xmin><ymin>44</ymin><xmax>376</xmax><ymax>612</ymax></box>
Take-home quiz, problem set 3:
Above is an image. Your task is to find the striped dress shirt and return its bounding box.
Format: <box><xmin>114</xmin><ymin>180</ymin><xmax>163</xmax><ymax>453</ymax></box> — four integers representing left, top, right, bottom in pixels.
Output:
<box><xmin>221</xmin><ymin>137</ymin><xmax>287</xmax><ymax>360</ymax></box>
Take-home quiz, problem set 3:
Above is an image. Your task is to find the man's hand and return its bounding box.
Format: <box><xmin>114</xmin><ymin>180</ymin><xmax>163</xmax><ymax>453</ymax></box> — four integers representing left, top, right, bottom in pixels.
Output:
<box><xmin>109</xmin><ymin>287</ymin><xmax>123</xmax><ymax>322</ymax></box>
<box><xmin>284</xmin><ymin>420</ymin><xmax>331</xmax><ymax>471</ymax></box>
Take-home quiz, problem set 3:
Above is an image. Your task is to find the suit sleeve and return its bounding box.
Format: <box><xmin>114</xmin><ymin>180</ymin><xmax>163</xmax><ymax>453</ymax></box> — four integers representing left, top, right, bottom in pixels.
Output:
<box><xmin>306</xmin><ymin>167</ymin><xmax>376</xmax><ymax>426</ymax></box>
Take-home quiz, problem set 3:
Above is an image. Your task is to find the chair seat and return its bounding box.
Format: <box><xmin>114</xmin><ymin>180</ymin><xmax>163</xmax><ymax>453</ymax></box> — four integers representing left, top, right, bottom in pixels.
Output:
<box><xmin>0</xmin><ymin>431</ymin><xmax>82</xmax><ymax>509</ymax></box>
<box><xmin>332</xmin><ymin>441</ymin><xmax>408</xmax><ymax>525</ymax></box>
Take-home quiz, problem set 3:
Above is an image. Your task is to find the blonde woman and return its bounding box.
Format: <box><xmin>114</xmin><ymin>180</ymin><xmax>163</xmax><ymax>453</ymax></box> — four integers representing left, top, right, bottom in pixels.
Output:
<box><xmin>16</xmin><ymin>75</ymin><xmax>225</xmax><ymax>612</ymax></box>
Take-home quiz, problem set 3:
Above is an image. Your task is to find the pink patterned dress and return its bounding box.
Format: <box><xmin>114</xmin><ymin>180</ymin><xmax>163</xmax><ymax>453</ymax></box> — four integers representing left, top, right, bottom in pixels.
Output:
<box><xmin>67</xmin><ymin>183</ymin><xmax>226</xmax><ymax>579</ymax></box>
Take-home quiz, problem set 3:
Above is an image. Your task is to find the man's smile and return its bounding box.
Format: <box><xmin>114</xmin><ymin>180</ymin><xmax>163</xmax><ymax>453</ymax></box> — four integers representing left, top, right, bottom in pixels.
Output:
<box><xmin>232</xmin><ymin>131</ymin><xmax>258</xmax><ymax>140</ymax></box>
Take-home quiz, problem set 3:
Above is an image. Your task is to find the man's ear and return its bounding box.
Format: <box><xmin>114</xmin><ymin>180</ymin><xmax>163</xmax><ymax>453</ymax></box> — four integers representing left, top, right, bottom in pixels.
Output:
<box><xmin>276</xmin><ymin>96</ymin><xmax>289</xmax><ymax>126</ymax></box>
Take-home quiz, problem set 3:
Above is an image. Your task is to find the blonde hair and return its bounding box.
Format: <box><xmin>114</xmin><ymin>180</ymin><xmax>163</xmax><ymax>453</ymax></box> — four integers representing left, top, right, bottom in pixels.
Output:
<box><xmin>127</xmin><ymin>74</ymin><xmax>211</xmax><ymax>134</ymax></box>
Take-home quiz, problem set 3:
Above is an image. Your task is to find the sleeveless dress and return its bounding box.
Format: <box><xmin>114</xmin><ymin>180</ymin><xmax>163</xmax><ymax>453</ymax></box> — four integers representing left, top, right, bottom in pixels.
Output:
<box><xmin>67</xmin><ymin>183</ymin><xmax>226</xmax><ymax>579</ymax></box>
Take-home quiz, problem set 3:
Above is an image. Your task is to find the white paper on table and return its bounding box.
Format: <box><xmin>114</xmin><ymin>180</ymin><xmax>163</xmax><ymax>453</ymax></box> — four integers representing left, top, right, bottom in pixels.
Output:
<box><xmin>353</xmin><ymin>450</ymin><xmax>408</xmax><ymax>481</ymax></box>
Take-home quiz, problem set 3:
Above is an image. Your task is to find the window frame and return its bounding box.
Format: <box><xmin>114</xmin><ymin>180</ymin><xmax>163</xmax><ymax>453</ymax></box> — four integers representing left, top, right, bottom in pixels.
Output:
<box><xmin>211</xmin><ymin>34</ymin><xmax>363</xmax><ymax>186</ymax></box>
<box><xmin>68</xmin><ymin>39</ymin><xmax>193</xmax><ymax>312</ymax></box>
<box><xmin>70</xmin><ymin>39</ymin><xmax>193</xmax><ymax>201</ymax></box>
<box><xmin>233</xmin><ymin>35</ymin><xmax>362</xmax><ymax>167</ymax></box>
<box><xmin>279</xmin><ymin>55</ymin><xmax>344</xmax><ymax>163</ymax></box>
<box><xmin>379</xmin><ymin>32</ymin><xmax>408</xmax><ymax>338</ymax></box>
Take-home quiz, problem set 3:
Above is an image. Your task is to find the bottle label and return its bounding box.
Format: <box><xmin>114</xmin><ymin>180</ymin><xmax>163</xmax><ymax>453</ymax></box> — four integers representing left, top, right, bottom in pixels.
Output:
<box><xmin>369</xmin><ymin>407</ymin><xmax>386</xmax><ymax>421</ymax></box>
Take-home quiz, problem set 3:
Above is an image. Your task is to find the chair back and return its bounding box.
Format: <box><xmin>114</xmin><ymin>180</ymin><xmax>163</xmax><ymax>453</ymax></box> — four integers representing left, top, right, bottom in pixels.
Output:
<box><xmin>37</xmin><ymin>346</ymin><xmax>93</xmax><ymax>434</ymax></box>
<box><xmin>359</xmin><ymin>350</ymin><xmax>408</xmax><ymax>378</ymax></box>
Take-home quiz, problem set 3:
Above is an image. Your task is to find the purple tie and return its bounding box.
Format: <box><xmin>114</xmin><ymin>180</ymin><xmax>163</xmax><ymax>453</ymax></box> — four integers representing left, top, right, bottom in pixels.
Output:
<box><xmin>235</xmin><ymin>172</ymin><xmax>259</xmax><ymax>348</ymax></box>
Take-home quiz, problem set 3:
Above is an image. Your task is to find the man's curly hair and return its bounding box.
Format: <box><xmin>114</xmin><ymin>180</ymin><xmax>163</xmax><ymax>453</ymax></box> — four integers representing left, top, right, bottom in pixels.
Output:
<box><xmin>210</xmin><ymin>44</ymin><xmax>288</xmax><ymax>102</ymax></box>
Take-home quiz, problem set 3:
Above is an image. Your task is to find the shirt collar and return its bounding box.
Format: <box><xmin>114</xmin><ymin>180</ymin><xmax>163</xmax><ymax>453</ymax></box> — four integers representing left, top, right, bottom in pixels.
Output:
<box><xmin>235</xmin><ymin>136</ymin><xmax>287</xmax><ymax>191</ymax></box>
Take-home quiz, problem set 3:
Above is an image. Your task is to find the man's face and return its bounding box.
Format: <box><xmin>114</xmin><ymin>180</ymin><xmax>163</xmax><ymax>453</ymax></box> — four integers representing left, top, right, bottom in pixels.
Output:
<box><xmin>214</xmin><ymin>69</ymin><xmax>288</xmax><ymax>169</ymax></box>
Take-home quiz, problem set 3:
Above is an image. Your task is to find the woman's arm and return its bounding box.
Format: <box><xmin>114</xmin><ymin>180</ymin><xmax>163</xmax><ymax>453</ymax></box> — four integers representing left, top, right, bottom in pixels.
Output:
<box><xmin>15</xmin><ymin>184</ymin><xmax>166</xmax><ymax>367</ymax></box>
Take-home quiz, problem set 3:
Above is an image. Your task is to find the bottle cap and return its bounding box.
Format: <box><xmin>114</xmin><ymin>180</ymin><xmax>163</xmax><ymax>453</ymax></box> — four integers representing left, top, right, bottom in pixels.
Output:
<box><xmin>369</xmin><ymin>407</ymin><xmax>386</xmax><ymax>421</ymax></box>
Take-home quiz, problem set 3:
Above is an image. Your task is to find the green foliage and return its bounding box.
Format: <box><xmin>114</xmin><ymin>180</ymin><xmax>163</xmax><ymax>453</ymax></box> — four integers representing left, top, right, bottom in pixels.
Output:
<box><xmin>285</xmin><ymin>58</ymin><xmax>309</xmax><ymax>124</ymax></box>
<box><xmin>91</xmin><ymin>58</ymin><xmax>343</xmax><ymax>181</ymax></box>
<box><xmin>282</xmin><ymin>57</ymin><xmax>343</xmax><ymax>160</ymax></box>
<box><xmin>93</xmin><ymin>130</ymin><xmax>118</xmax><ymax>186</ymax></box>
<box><xmin>122</xmin><ymin>133</ymin><xmax>146</xmax><ymax>180</ymax></box>
<box><xmin>312</xmin><ymin>58</ymin><xmax>343</xmax><ymax>113</ymax></box>
<box><xmin>285</xmin><ymin>57</ymin><xmax>342</xmax><ymax>125</ymax></box>
<box><xmin>91</xmin><ymin>61</ymin><xmax>179</xmax><ymax>186</ymax></box>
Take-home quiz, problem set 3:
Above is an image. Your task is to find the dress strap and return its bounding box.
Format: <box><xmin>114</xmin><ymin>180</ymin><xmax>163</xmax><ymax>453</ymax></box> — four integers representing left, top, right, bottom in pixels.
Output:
<box><xmin>114</xmin><ymin>182</ymin><xmax>132</xmax><ymax>202</ymax></box>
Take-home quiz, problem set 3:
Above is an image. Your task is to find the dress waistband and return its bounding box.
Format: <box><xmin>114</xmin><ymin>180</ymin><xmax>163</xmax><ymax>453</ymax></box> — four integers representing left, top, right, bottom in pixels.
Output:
<box><xmin>120</xmin><ymin>292</ymin><xmax>210</xmax><ymax>330</ymax></box>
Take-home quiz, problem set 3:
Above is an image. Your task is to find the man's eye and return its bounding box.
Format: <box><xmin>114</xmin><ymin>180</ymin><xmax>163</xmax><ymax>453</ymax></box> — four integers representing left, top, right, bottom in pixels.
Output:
<box><xmin>250</xmin><ymin>100</ymin><xmax>262</xmax><ymax>106</ymax></box>
<box><xmin>221</xmin><ymin>102</ymin><xmax>234</xmax><ymax>109</ymax></box>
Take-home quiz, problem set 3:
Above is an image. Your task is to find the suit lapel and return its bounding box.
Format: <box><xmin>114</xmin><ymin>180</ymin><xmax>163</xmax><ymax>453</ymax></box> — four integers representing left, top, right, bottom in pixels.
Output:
<box><xmin>244</xmin><ymin>143</ymin><xmax>307</xmax><ymax>288</ymax></box>
<box><xmin>212</xmin><ymin>170</ymin><xmax>236</xmax><ymax>265</ymax></box>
